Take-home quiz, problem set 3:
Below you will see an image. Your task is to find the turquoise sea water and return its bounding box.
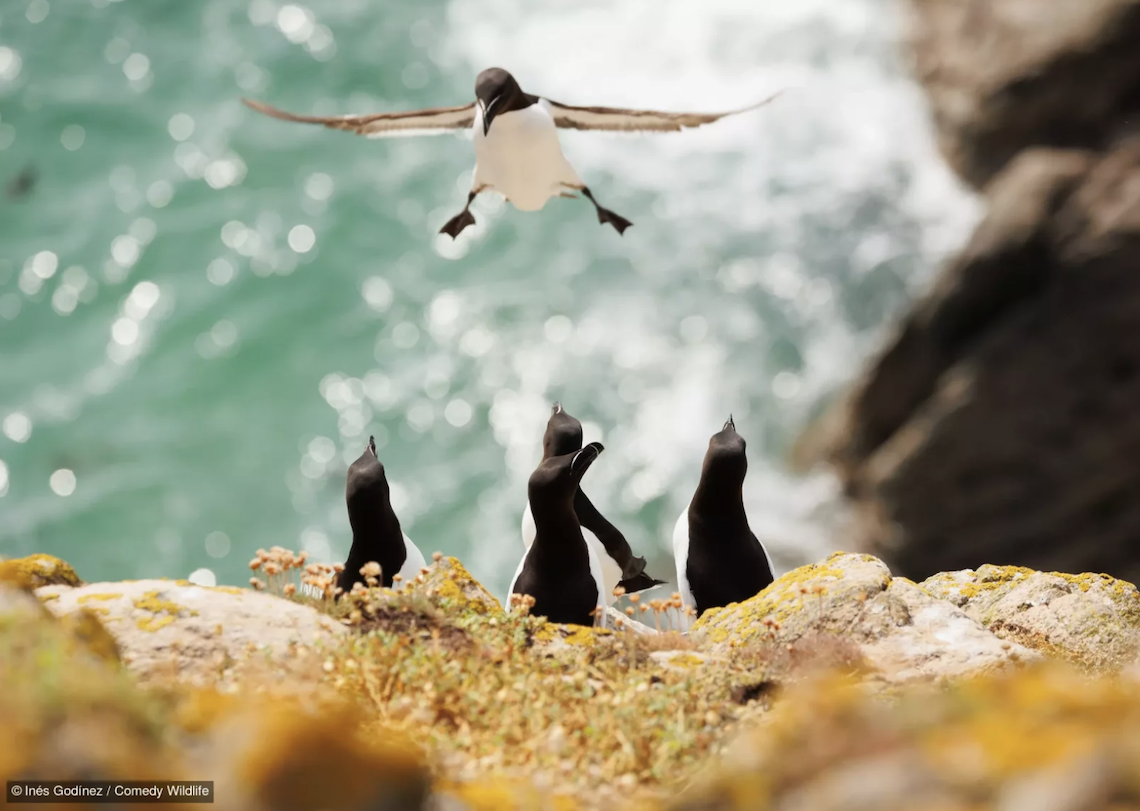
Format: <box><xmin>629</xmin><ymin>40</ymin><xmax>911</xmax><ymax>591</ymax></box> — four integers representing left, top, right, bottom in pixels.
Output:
<box><xmin>0</xmin><ymin>0</ymin><xmax>978</xmax><ymax>599</ymax></box>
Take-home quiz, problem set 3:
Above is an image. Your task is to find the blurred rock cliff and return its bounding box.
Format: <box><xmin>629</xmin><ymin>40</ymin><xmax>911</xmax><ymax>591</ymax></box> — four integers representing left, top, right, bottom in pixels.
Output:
<box><xmin>799</xmin><ymin>0</ymin><xmax>1140</xmax><ymax>582</ymax></box>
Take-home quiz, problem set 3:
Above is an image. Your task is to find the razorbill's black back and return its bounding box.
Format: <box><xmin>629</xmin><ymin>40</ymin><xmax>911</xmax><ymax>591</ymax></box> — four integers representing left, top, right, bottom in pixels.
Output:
<box><xmin>509</xmin><ymin>442</ymin><xmax>607</xmax><ymax>626</ymax></box>
<box><xmin>673</xmin><ymin>417</ymin><xmax>774</xmax><ymax>620</ymax></box>
<box><xmin>242</xmin><ymin>68</ymin><xmax>784</xmax><ymax>240</ymax></box>
<box><xmin>338</xmin><ymin>436</ymin><xmax>427</xmax><ymax>593</ymax></box>
<box><xmin>522</xmin><ymin>403</ymin><xmax>667</xmax><ymax>600</ymax></box>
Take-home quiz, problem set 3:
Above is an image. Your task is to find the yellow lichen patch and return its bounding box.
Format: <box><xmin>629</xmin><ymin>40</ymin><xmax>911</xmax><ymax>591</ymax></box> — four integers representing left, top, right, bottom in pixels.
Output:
<box><xmin>425</xmin><ymin>556</ymin><xmax>505</xmax><ymax>617</ymax></box>
<box><xmin>78</xmin><ymin>593</ymin><xmax>123</xmax><ymax>603</ymax></box>
<box><xmin>531</xmin><ymin>621</ymin><xmax>614</xmax><ymax>647</ymax></box>
<box><xmin>132</xmin><ymin>590</ymin><xmax>198</xmax><ymax>632</ymax></box>
<box><xmin>0</xmin><ymin>553</ymin><xmax>82</xmax><ymax>590</ymax></box>
<box><xmin>234</xmin><ymin>702</ymin><xmax>430</xmax><ymax>811</ymax></box>
<box><xmin>207</xmin><ymin>586</ymin><xmax>246</xmax><ymax>596</ymax></box>
<box><xmin>1054</xmin><ymin>570</ymin><xmax>1140</xmax><ymax>603</ymax></box>
<box><xmin>921</xmin><ymin>565</ymin><xmax>1037</xmax><ymax>603</ymax></box>
<box><xmin>137</xmin><ymin>615</ymin><xmax>176</xmax><ymax>632</ymax></box>
<box><xmin>654</xmin><ymin>653</ymin><xmax>706</xmax><ymax>668</ymax></box>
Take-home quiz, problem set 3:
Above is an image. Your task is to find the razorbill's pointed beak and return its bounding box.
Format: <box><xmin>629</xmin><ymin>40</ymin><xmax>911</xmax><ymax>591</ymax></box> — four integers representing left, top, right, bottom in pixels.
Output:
<box><xmin>723</xmin><ymin>415</ymin><xmax>735</xmax><ymax>432</ymax></box>
<box><xmin>570</xmin><ymin>441</ymin><xmax>604</xmax><ymax>476</ymax></box>
<box><xmin>552</xmin><ymin>402</ymin><xmax>562</xmax><ymax>415</ymax></box>
<box><xmin>481</xmin><ymin>96</ymin><xmax>500</xmax><ymax>136</ymax></box>
<box><xmin>367</xmin><ymin>435</ymin><xmax>378</xmax><ymax>457</ymax></box>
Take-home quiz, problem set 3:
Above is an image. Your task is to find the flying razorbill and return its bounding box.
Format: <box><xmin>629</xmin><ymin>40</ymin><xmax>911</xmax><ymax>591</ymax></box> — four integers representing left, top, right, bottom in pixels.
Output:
<box><xmin>242</xmin><ymin>68</ymin><xmax>783</xmax><ymax>238</ymax></box>
<box><xmin>337</xmin><ymin>435</ymin><xmax>427</xmax><ymax>594</ymax></box>
<box><xmin>672</xmin><ymin>417</ymin><xmax>775</xmax><ymax>626</ymax></box>
<box><xmin>521</xmin><ymin>403</ymin><xmax>666</xmax><ymax>603</ymax></box>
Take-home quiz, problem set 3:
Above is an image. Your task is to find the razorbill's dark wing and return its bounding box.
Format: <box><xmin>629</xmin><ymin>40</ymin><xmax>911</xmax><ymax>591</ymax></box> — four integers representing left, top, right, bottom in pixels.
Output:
<box><xmin>546</xmin><ymin>89</ymin><xmax>784</xmax><ymax>133</ymax></box>
<box><xmin>241</xmin><ymin>98</ymin><xmax>477</xmax><ymax>138</ymax></box>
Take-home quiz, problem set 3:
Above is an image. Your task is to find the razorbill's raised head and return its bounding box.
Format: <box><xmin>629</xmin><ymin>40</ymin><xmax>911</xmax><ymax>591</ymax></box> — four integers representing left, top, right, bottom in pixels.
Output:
<box><xmin>543</xmin><ymin>401</ymin><xmax>583</xmax><ymax>457</ymax></box>
<box><xmin>338</xmin><ymin>436</ymin><xmax>427</xmax><ymax>594</ymax></box>
<box><xmin>521</xmin><ymin>403</ymin><xmax>666</xmax><ymax>603</ymax></box>
<box><xmin>672</xmin><ymin>416</ymin><xmax>775</xmax><ymax>624</ymax></box>
<box><xmin>508</xmin><ymin>442</ymin><xmax>608</xmax><ymax>627</ymax></box>
<box><xmin>242</xmin><ymin>68</ymin><xmax>784</xmax><ymax>239</ymax></box>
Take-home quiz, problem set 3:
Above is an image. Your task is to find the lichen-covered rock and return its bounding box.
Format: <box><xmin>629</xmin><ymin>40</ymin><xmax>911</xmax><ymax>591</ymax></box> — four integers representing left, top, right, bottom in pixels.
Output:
<box><xmin>0</xmin><ymin>553</ymin><xmax>83</xmax><ymax>590</ymax></box>
<box><xmin>406</xmin><ymin>556</ymin><xmax>504</xmax><ymax>618</ymax></box>
<box><xmin>920</xmin><ymin>565</ymin><xmax>1140</xmax><ymax>671</ymax></box>
<box><xmin>669</xmin><ymin>663</ymin><xmax>1140</xmax><ymax>811</ymax></box>
<box><xmin>36</xmin><ymin>579</ymin><xmax>345</xmax><ymax>685</ymax></box>
<box><xmin>692</xmin><ymin>553</ymin><xmax>1035</xmax><ymax>684</ymax></box>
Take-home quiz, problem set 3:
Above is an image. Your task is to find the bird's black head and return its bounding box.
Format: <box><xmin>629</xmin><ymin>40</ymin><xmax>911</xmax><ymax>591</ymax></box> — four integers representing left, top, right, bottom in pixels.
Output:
<box><xmin>475</xmin><ymin>67</ymin><xmax>522</xmax><ymax>136</ymax></box>
<box><xmin>702</xmin><ymin>415</ymin><xmax>747</xmax><ymax>483</ymax></box>
<box><xmin>543</xmin><ymin>402</ymin><xmax>584</xmax><ymax>459</ymax></box>
<box><xmin>528</xmin><ymin>441</ymin><xmax>604</xmax><ymax>505</ymax></box>
<box><xmin>346</xmin><ymin>435</ymin><xmax>391</xmax><ymax>530</ymax></box>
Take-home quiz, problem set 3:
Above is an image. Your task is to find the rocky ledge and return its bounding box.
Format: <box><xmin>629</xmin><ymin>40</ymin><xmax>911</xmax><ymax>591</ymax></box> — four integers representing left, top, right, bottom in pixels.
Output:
<box><xmin>4</xmin><ymin>550</ymin><xmax>1140</xmax><ymax>810</ymax></box>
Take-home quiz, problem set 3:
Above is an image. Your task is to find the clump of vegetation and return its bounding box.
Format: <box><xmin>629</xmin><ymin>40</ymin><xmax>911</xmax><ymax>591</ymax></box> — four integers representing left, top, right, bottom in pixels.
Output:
<box><xmin>239</xmin><ymin>547</ymin><xmax>871</xmax><ymax>807</ymax></box>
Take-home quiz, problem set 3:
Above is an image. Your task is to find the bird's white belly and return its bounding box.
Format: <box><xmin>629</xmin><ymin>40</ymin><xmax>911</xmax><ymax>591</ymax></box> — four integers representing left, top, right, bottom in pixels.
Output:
<box><xmin>473</xmin><ymin>101</ymin><xmax>582</xmax><ymax>212</ymax></box>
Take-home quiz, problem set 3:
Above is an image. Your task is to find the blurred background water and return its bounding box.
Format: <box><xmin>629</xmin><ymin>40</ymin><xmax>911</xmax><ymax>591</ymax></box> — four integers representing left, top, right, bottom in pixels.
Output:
<box><xmin>0</xmin><ymin>0</ymin><xmax>980</xmax><ymax>599</ymax></box>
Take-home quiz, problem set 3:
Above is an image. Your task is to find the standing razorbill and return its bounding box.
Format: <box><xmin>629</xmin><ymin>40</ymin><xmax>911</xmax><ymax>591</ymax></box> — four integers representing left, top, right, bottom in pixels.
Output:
<box><xmin>672</xmin><ymin>417</ymin><xmax>775</xmax><ymax>623</ymax></box>
<box><xmin>242</xmin><ymin>68</ymin><xmax>783</xmax><ymax>238</ymax></box>
<box><xmin>337</xmin><ymin>436</ymin><xmax>427</xmax><ymax>594</ymax></box>
<box><xmin>521</xmin><ymin>403</ymin><xmax>665</xmax><ymax>603</ymax></box>
<box><xmin>508</xmin><ymin>442</ymin><xmax>608</xmax><ymax>627</ymax></box>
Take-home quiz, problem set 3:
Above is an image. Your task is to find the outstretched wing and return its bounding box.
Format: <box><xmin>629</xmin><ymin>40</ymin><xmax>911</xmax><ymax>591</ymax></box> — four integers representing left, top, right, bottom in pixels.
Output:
<box><xmin>241</xmin><ymin>98</ymin><xmax>477</xmax><ymax>138</ymax></box>
<box><xmin>546</xmin><ymin>89</ymin><xmax>784</xmax><ymax>132</ymax></box>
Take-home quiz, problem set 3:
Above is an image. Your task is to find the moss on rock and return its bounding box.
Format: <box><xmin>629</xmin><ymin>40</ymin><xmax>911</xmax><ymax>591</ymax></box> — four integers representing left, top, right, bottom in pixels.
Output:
<box><xmin>411</xmin><ymin>555</ymin><xmax>505</xmax><ymax>618</ymax></box>
<box><xmin>0</xmin><ymin>554</ymin><xmax>82</xmax><ymax>590</ymax></box>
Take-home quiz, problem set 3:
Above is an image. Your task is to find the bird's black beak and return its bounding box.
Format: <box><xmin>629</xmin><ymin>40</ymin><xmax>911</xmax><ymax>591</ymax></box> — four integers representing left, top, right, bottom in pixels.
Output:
<box><xmin>480</xmin><ymin>97</ymin><xmax>500</xmax><ymax>136</ymax></box>
<box><xmin>367</xmin><ymin>436</ymin><xmax>377</xmax><ymax>457</ymax></box>
<box><xmin>552</xmin><ymin>402</ymin><xmax>562</xmax><ymax>415</ymax></box>
<box><xmin>723</xmin><ymin>415</ymin><xmax>736</xmax><ymax>432</ymax></box>
<box><xmin>570</xmin><ymin>441</ymin><xmax>604</xmax><ymax>477</ymax></box>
